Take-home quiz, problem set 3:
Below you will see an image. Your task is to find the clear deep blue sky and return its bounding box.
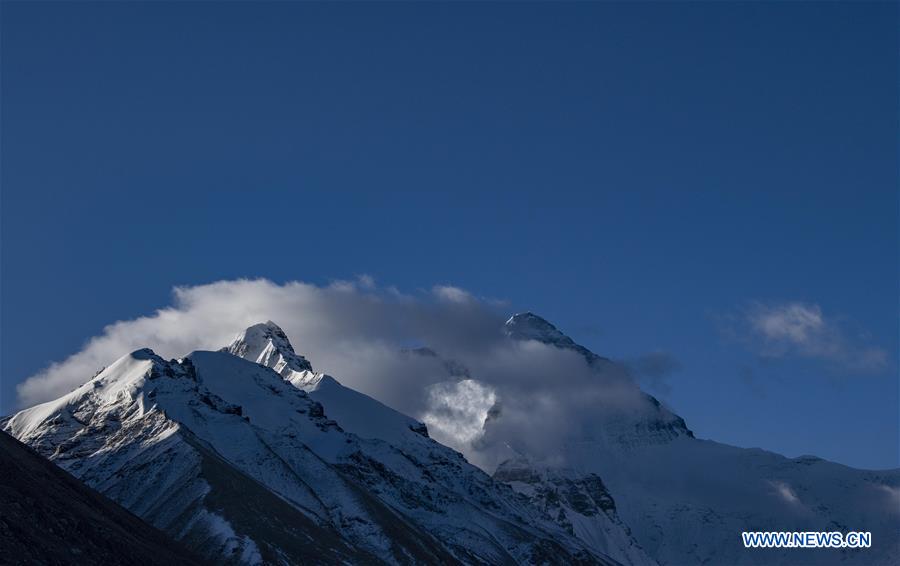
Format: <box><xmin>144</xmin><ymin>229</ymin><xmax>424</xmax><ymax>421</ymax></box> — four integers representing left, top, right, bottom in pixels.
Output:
<box><xmin>1</xmin><ymin>2</ymin><xmax>897</xmax><ymax>469</ymax></box>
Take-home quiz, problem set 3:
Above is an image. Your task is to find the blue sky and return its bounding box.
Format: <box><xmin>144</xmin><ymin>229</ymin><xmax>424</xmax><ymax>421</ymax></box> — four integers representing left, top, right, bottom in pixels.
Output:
<box><xmin>1</xmin><ymin>2</ymin><xmax>897</xmax><ymax>469</ymax></box>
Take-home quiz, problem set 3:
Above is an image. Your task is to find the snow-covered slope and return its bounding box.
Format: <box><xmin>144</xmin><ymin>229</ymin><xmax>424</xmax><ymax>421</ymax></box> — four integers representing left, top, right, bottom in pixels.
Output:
<box><xmin>223</xmin><ymin>322</ymin><xmax>429</xmax><ymax>446</ymax></box>
<box><xmin>3</xmin><ymin>349</ymin><xmax>368</xmax><ymax>564</ymax></box>
<box><xmin>4</xmin><ymin>327</ymin><xmax>622</xmax><ymax>565</ymax></box>
<box><xmin>489</xmin><ymin>313</ymin><xmax>900</xmax><ymax>566</ymax></box>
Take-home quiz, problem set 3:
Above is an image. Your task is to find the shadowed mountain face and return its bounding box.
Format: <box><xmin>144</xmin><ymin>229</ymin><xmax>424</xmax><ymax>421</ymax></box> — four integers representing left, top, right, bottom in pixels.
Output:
<box><xmin>0</xmin><ymin>430</ymin><xmax>204</xmax><ymax>566</ymax></box>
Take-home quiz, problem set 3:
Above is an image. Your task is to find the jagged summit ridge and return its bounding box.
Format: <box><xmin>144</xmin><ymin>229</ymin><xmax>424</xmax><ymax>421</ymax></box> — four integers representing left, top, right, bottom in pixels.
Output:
<box><xmin>504</xmin><ymin>312</ymin><xmax>578</xmax><ymax>348</ymax></box>
<box><xmin>504</xmin><ymin>312</ymin><xmax>613</xmax><ymax>367</ymax></box>
<box><xmin>222</xmin><ymin>320</ymin><xmax>314</xmax><ymax>373</ymax></box>
<box><xmin>223</xmin><ymin>321</ymin><xmax>329</xmax><ymax>392</ymax></box>
<box><xmin>225</xmin><ymin>323</ymin><xmax>434</xmax><ymax>447</ymax></box>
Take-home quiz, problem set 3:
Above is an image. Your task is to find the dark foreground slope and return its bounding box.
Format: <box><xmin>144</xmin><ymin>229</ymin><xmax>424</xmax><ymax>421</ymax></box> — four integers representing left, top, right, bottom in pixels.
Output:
<box><xmin>0</xmin><ymin>430</ymin><xmax>203</xmax><ymax>566</ymax></box>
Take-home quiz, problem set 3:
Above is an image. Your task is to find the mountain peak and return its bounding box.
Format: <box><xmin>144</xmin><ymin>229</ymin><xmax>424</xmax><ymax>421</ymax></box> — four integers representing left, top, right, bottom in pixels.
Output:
<box><xmin>504</xmin><ymin>312</ymin><xmax>577</xmax><ymax>348</ymax></box>
<box><xmin>222</xmin><ymin>321</ymin><xmax>313</xmax><ymax>373</ymax></box>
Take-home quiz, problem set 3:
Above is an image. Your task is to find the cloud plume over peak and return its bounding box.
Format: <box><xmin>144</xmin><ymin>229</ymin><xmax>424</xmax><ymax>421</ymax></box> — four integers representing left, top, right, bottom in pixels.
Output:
<box><xmin>17</xmin><ymin>278</ymin><xmax>505</xmax><ymax>408</ymax></box>
<box><xmin>16</xmin><ymin>278</ymin><xmax>658</xmax><ymax>469</ymax></box>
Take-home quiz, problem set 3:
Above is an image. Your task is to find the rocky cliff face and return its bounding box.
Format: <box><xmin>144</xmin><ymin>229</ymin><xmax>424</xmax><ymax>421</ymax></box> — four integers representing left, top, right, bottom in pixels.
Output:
<box><xmin>494</xmin><ymin>457</ymin><xmax>654</xmax><ymax>566</ymax></box>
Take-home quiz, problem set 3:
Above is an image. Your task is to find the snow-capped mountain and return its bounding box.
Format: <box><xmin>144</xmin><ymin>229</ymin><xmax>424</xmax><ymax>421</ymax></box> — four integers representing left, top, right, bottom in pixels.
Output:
<box><xmin>222</xmin><ymin>321</ymin><xmax>652</xmax><ymax>565</ymax></box>
<box><xmin>488</xmin><ymin>313</ymin><xmax>900</xmax><ymax>566</ymax></box>
<box><xmin>6</xmin><ymin>315</ymin><xmax>896</xmax><ymax>565</ymax></box>
<box><xmin>3</xmin><ymin>322</ymin><xmax>633</xmax><ymax>565</ymax></box>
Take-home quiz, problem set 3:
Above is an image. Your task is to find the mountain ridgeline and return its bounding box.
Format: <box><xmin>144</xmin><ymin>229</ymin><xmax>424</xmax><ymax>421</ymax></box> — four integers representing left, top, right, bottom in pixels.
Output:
<box><xmin>2</xmin><ymin>322</ymin><xmax>626</xmax><ymax>565</ymax></box>
<box><xmin>3</xmin><ymin>317</ymin><xmax>898</xmax><ymax>565</ymax></box>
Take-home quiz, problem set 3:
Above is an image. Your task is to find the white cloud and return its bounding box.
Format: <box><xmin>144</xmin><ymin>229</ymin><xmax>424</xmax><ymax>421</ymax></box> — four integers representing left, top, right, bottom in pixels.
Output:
<box><xmin>15</xmin><ymin>278</ymin><xmax>654</xmax><ymax>471</ymax></box>
<box><xmin>422</xmin><ymin>379</ymin><xmax>497</xmax><ymax>446</ymax></box>
<box><xmin>751</xmin><ymin>303</ymin><xmax>825</xmax><ymax>345</ymax></box>
<box><xmin>356</xmin><ymin>274</ymin><xmax>376</xmax><ymax>289</ymax></box>
<box><xmin>432</xmin><ymin>285</ymin><xmax>473</xmax><ymax>304</ymax></box>
<box><xmin>17</xmin><ymin>279</ymin><xmax>499</xmax><ymax>410</ymax></box>
<box><xmin>769</xmin><ymin>480</ymin><xmax>801</xmax><ymax>505</ymax></box>
<box><xmin>740</xmin><ymin>301</ymin><xmax>888</xmax><ymax>374</ymax></box>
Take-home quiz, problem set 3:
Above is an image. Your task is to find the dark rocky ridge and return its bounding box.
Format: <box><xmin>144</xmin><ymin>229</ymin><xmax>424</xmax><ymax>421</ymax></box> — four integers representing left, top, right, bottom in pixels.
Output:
<box><xmin>0</xmin><ymin>430</ymin><xmax>204</xmax><ymax>566</ymax></box>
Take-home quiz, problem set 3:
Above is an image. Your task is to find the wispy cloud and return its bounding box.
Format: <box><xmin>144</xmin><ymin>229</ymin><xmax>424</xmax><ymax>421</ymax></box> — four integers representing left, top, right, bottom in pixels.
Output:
<box><xmin>730</xmin><ymin>301</ymin><xmax>888</xmax><ymax>375</ymax></box>
<box><xmin>769</xmin><ymin>480</ymin><xmax>802</xmax><ymax>506</ymax></box>
<box><xmin>624</xmin><ymin>351</ymin><xmax>682</xmax><ymax>397</ymax></box>
<box><xmin>432</xmin><ymin>285</ymin><xmax>474</xmax><ymax>304</ymax></box>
